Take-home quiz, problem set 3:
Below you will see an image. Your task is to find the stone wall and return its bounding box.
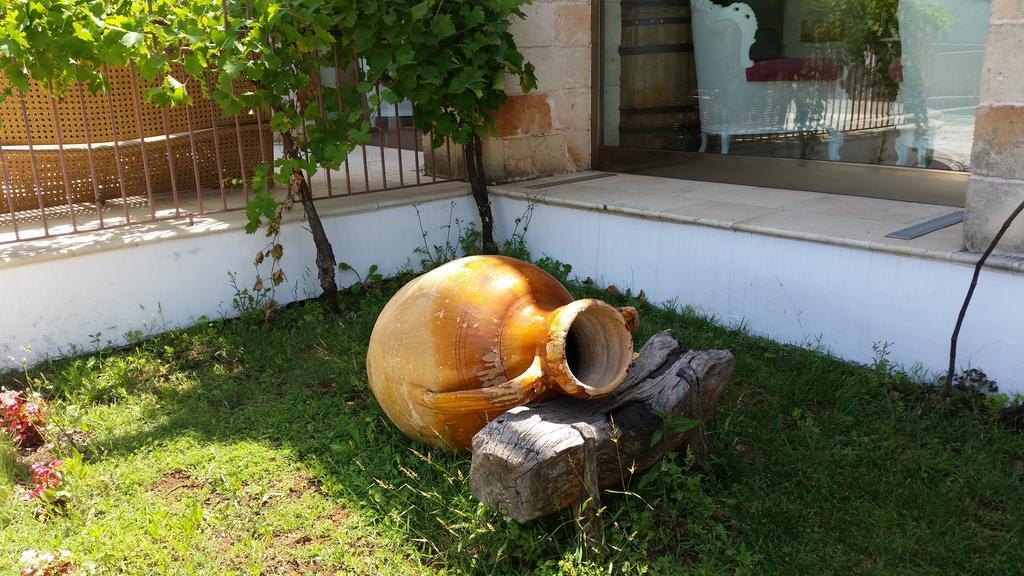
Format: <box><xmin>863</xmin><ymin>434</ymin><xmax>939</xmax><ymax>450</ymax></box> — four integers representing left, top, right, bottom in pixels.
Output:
<box><xmin>478</xmin><ymin>0</ymin><xmax>592</xmax><ymax>181</ymax></box>
<box><xmin>964</xmin><ymin>1</ymin><xmax>1024</xmax><ymax>256</ymax></box>
<box><xmin>428</xmin><ymin>0</ymin><xmax>592</xmax><ymax>182</ymax></box>
<box><xmin>488</xmin><ymin>0</ymin><xmax>592</xmax><ymax>180</ymax></box>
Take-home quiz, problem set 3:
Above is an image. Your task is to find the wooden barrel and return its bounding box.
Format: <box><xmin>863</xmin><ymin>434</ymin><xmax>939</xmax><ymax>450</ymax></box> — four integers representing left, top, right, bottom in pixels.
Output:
<box><xmin>618</xmin><ymin>0</ymin><xmax>701</xmax><ymax>151</ymax></box>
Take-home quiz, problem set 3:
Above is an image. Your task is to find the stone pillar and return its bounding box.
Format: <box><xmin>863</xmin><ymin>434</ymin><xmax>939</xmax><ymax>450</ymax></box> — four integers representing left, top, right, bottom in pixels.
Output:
<box><xmin>489</xmin><ymin>0</ymin><xmax>593</xmax><ymax>180</ymax></box>
<box><xmin>964</xmin><ymin>1</ymin><xmax>1024</xmax><ymax>256</ymax></box>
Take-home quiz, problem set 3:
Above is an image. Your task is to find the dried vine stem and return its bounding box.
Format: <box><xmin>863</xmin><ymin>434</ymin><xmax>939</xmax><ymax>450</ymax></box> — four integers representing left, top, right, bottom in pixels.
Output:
<box><xmin>945</xmin><ymin>198</ymin><xmax>1024</xmax><ymax>395</ymax></box>
<box><xmin>251</xmin><ymin>176</ymin><xmax>296</xmax><ymax>326</ymax></box>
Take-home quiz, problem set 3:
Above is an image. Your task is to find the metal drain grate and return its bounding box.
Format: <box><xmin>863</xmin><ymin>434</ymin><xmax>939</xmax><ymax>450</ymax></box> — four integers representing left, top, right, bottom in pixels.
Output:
<box><xmin>885</xmin><ymin>210</ymin><xmax>965</xmax><ymax>240</ymax></box>
<box><xmin>524</xmin><ymin>172</ymin><xmax>617</xmax><ymax>189</ymax></box>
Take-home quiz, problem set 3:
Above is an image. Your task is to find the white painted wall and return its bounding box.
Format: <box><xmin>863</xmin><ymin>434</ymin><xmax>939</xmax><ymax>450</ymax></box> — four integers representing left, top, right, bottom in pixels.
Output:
<box><xmin>0</xmin><ymin>195</ymin><xmax>476</xmax><ymax>366</ymax></box>
<box><xmin>492</xmin><ymin>195</ymin><xmax>1024</xmax><ymax>393</ymax></box>
<box><xmin>5</xmin><ymin>189</ymin><xmax>1020</xmax><ymax>394</ymax></box>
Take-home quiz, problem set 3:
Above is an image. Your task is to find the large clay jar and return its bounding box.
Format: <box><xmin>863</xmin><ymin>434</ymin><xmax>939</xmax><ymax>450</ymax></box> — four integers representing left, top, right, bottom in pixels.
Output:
<box><xmin>367</xmin><ymin>256</ymin><xmax>638</xmax><ymax>450</ymax></box>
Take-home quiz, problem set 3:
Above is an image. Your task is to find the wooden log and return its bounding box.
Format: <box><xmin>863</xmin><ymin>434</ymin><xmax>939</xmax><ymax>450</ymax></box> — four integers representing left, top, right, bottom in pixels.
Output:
<box><xmin>469</xmin><ymin>330</ymin><xmax>733</xmax><ymax>522</ymax></box>
<box><xmin>571</xmin><ymin>421</ymin><xmax>604</xmax><ymax>552</ymax></box>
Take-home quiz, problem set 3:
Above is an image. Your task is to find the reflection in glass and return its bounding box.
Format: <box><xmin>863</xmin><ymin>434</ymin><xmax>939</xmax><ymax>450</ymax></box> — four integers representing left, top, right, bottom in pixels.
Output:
<box><xmin>691</xmin><ymin>0</ymin><xmax>846</xmax><ymax>160</ymax></box>
<box><xmin>894</xmin><ymin>0</ymin><xmax>990</xmax><ymax>169</ymax></box>
<box><xmin>599</xmin><ymin>0</ymin><xmax>991</xmax><ymax>172</ymax></box>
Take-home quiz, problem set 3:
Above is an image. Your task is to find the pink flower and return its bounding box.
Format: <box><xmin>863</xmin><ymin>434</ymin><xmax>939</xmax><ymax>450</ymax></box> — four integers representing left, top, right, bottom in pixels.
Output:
<box><xmin>0</xmin><ymin>388</ymin><xmax>46</xmax><ymax>448</ymax></box>
<box><xmin>27</xmin><ymin>459</ymin><xmax>63</xmax><ymax>500</ymax></box>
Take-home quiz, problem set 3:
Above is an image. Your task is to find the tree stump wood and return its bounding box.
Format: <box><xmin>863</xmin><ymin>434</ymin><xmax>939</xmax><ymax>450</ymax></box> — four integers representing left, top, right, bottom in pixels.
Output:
<box><xmin>469</xmin><ymin>330</ymin><xmax>734</xmax><ymax>523</ymax></box>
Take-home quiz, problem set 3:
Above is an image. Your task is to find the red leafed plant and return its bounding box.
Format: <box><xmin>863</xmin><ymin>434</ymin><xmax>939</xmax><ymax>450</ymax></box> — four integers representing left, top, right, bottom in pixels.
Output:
<box><xmin>0</xmin><ymin>388</ymin><xmax>47</xmax><ymax>448</ymax></box>
<box><xmin>28</xmin><ymin>460</ymin><xmax>64</xmax><ymax>501</ymax></box>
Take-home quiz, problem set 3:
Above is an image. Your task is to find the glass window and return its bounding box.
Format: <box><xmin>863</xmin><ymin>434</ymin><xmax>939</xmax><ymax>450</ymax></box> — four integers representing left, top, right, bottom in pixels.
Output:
<box><xmin>599</xmin><ymin>0</ymin><xmax>991</xmax><ymax>173</ymax></box>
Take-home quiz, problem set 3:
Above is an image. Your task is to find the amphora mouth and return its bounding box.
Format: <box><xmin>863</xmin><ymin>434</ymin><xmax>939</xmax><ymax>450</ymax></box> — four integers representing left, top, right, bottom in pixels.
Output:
<box><xmin>544</xmin><ymin>299</ymin><xmax>634</xmax><ymax>398</ymax></box>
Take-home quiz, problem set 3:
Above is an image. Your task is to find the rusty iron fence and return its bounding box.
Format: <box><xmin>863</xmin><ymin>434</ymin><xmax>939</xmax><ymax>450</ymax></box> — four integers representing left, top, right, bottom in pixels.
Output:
<box><xmin>731</xmin><ymin>61</ymin><xmax>904</xmax><ymax>147</ymax></box>
<box><xmin>834</xmin><ymin>62</ymin><xmax>903</xmax><ymax>134</ymax></box>
<box><xmin>0</xmin><ymin>49</ymin><xmax>457</xmax><ymax>246</ymax></box>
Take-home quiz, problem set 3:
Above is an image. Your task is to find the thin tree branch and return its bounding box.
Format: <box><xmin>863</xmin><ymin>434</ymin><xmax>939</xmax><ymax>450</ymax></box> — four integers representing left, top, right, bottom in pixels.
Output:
<box><xmin>945</xmin><ymin>198</ymin><xmax>1024</xmax><ymax>394</ymax></box>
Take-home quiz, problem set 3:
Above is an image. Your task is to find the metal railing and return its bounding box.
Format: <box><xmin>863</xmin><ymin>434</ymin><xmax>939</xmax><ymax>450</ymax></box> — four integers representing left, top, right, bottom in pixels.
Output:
<box><xmin>835</xmin><ymin>62</ymin><xmax>903</xmax><ymax>134</ymax></box>
<box><xmin>726</xmin><ymin>61</ymin><xmax>904</xmax><ymax>153</ymax></box>
<box><xmin>0</xmin><ymin>50</ymin><xmax>457</xmax><ymax>246</ymax></box>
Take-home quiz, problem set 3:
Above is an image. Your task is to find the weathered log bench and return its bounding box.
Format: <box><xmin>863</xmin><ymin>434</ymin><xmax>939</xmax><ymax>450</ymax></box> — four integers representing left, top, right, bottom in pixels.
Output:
<box><xmin>470</xmin><ymin>330</ymin><xmax>734</xmax><ymax>523</ymax></box>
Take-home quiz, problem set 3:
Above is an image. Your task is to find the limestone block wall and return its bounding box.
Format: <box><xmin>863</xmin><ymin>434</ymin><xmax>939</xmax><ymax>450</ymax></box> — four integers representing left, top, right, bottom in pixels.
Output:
<box><xmin>964</xmin><ymin>1</ymin><xmax>1024</xmax><ymax>256</ymax></box>
<box><xmin>424</xmin><ymin>0</ymin><xmax>592</xmax><ymax>182</ymax></box>
<box><xmin>486</xmin><ymin>0</ymin><xmax>593</xmax><ymax>181</ymax></box>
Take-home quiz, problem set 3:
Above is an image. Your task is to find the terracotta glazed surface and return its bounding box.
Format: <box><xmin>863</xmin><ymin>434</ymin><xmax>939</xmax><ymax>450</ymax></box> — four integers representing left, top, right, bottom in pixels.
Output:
<box><xmin>366</xmin><ymin>256</ymin><xmax>637</xmax><ymax>450</ymax></box>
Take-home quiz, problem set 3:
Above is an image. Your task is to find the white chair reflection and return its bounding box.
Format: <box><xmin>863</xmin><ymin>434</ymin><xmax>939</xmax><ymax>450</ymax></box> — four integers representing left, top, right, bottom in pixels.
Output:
<box><xmin>691</xmin><ymin>0</ymin><xmax>848</xmax><ymax>160</ymax></box>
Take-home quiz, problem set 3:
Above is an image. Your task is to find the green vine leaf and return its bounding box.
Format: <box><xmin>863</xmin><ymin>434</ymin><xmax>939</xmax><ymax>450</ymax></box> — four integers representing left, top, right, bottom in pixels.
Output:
<box><xmin>119</xmin><ymin>30</ymin><xmax>144</xmax><ymax>48</ymax></box>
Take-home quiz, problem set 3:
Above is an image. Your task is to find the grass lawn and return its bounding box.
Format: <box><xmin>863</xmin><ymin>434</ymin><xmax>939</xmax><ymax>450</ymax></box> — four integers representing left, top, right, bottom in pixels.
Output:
<box><xmin>2</xmin><ymin>270</ymin><xmax>1023</xmax><ymax>575</ymax></box>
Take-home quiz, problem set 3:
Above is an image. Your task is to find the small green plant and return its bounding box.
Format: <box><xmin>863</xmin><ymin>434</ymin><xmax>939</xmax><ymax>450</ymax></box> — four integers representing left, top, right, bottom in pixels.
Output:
<box><xmin>535</xmin><ymin>256</ymin><xmax>573</xmax><ymax>284</ymax></box>
<box><xmin>934</xmin><ymin>368</ymin><xmax>1008</xmax><ymax>418</ymax></box>
<box><xmin>649</xmin><ymin>410</ymin><xmax>700</xmax><ymax>448</ymax></box>
<box><xmin>498</xmin><ymin>201</ymin><xmax>536</xmax><ymax>261</ymax></box>
<box><xmin>47</xmin><ymin>358</ymin><xmax>100</xmax><ymax>403</ymax></box>
<box><xmin>413</xmin><ymin>201</ymin><xmax>478</xmax><ymax>271</ymax></box>
<box><xmin>228</xmin><ymin>272</ymin><xmax>271</xmax><ymax>318</ymax></box>
<box><xmin>121</xmin><ymin>329</ymin><xmax>145</xmax><ymax>347</ymax></box>
<box><xmin>459</xmin><ymin>225</ymin><xmax>484</xmax><ymax>257</ymax></box>
<box><xmin>337</xmin><ymin>262</ymin><xmax>384</xmax><ymax>294</ymax></box>
<box><xmin>789</xmin><ymin>406</ymin><xmax>819</xmax><ymax>432</ymax></box>
<box><xmin>410</xmin><ymin>192</ymin><xmax>542</xmax><ymax>272</ymax></box>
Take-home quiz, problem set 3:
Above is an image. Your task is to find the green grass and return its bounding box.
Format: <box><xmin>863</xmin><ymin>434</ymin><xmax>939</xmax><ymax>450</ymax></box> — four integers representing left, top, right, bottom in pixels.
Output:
<box><xmin>1</xmin><ymin>435</ymin><xmax>25</xmax><ymax>504</ymax></box>
<box><xmin>1</xmin><ymin>273</ymin><xmax>1023</xmax><ymax>575</ymax></box>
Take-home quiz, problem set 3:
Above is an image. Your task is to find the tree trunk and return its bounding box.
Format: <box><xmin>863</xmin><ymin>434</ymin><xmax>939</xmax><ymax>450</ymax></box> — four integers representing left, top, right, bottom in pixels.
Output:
<box><xmin>280</xmin><ymin>131</ymin><xmax>339</xmax><ymax>313</ymax></box>
<box><xmin>464</xmin><ymin>134</ymin><xmax>499</xmax><ymax>255</ymax></box>
<box><xmin>470</xmin><ymin>330</ymin><xmax>734</xmax><ymax>522</ymax></box>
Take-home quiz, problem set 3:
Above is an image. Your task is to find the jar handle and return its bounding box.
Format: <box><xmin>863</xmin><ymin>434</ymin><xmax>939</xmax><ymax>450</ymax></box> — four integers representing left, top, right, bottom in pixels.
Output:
<box><xmin>618</xmin><ymin>306</ymin><xmax>639</xmax><ymax>333</ymax></box>
<box><xmin>421</xmin><ymin>355</ymin><xmax>546</xmax><ymax>414</ymax></box>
